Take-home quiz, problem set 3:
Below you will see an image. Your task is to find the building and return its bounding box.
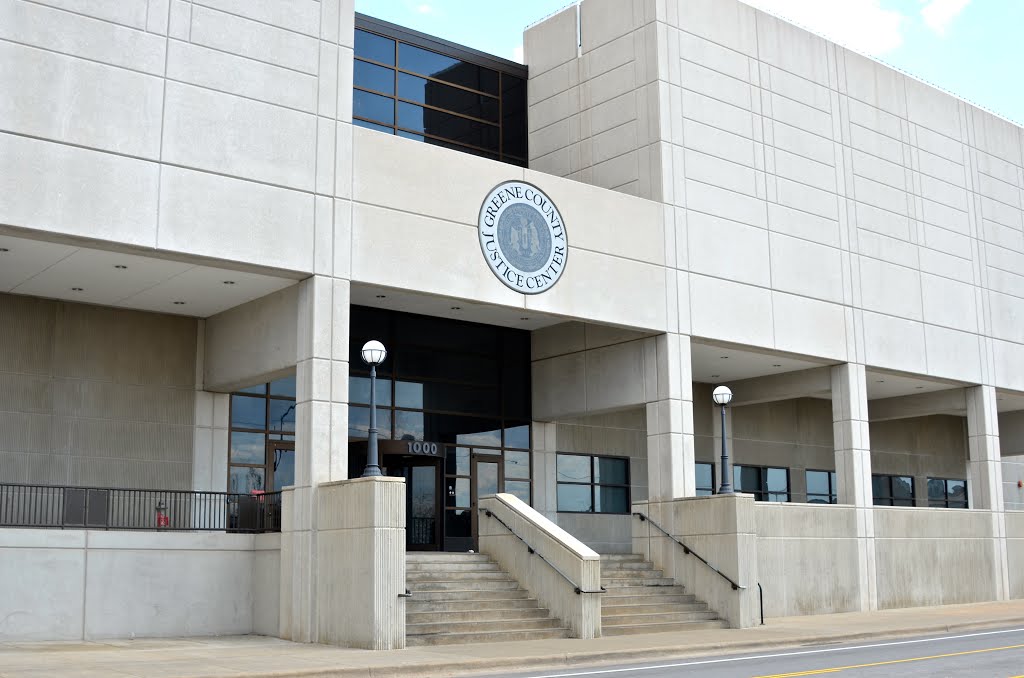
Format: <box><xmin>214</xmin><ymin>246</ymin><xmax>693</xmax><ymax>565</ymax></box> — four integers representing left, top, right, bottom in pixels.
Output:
<box><xmin>1</xmin><ymin>0</ymin><xmax>1023</xmax><ymax>648</ymax></box>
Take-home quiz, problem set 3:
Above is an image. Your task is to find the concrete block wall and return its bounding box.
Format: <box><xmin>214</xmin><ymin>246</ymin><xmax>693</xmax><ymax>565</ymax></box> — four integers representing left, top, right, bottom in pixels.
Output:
<box><xmin>0</xmin><ymin>529</ymin><xmax>280</xmax><ymax>641</ymax></box>
<box><xmin>0</xmin><ymin>294</ymin><xmax>197</xmax><ymax>489</ymax></box>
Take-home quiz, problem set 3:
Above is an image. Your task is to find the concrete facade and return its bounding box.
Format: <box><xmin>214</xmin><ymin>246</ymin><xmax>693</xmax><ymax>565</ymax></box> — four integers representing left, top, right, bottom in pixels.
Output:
<box><xmin>0</xmin><ymin>0</ymin><xmax>1023</xmax><ymax>646</ymax></box>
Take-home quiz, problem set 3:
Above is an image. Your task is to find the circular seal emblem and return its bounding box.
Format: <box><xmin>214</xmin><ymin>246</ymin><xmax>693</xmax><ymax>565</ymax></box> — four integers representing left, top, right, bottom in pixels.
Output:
<box><xmin>478</xmin><ymin>181</ymin><xmax>568</xmax><ymax>294</ymax></box>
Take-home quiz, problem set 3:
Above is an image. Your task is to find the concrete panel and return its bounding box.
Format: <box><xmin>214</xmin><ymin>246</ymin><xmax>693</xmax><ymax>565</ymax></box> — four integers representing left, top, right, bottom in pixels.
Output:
<box><xmin>0</xmin><ymin>42</ymin><xmax>163</xmax><ymax>158</ymax></box>
<box><xmin>861</xmin><ymin>312</ymin><xmax>927</xmax><ymax>374</ymax></box>
<box><xmin>189</xmin><ymin>4</ymin><xmax>318</xmax><ymax>74</ymax></box>
<box><xmin>690</xmin><ymin>275</ymin><xmax>773</xmax><ymax>349</ymax></box>
<box><xmin>924</xmin><ymin>325</ymin><xmax>983</xmax><ymax>384</ymax></box>
<box><xmin>162</xmin><ymin>82</ymin><xmax>316</xmax><ymax>190</ymax></box>
<box><xmin>769</xmin><ymin>233</ymin><xmax>844</xmax><ymax>303</ymax></box>
<box><xmin>0</xmin><ymin>133</ymin><xmax>159</xmax><ymax>246</ymax></box>
<box><xmin>0</xmin><ymin>543</ymin><xmax>85</xmax><ymax>640</ymax></box>
<box><xmin>771</xmin><ymin>292</ymin><xmax>847</xmax><ymax>361</ymax></box>
<box><xmin>858</xmin><ymin>257</ymin><xmax>923</xmax><ymax>321</ymax></box>
<box><xmin>687</xmin><ymin>212</ymin><xmax>770</xmax><ymax>287</ymax></box>
<box><xmin>158</xmin><ymin>166</ymin><xmax>315</xmax><ymax>272</ymax></box>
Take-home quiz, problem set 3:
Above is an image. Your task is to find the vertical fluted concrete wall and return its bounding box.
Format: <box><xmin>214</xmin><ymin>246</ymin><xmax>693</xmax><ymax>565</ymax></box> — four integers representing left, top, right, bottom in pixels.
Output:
<box><xmin>479</xmin><ymin>494</ymin><xmax>602</xmax><ymax>639</ymax></box>
<box><xmin>315</xmin><ymin>476</ymin><xmax>405</xmax><ymax>649</ymax></box>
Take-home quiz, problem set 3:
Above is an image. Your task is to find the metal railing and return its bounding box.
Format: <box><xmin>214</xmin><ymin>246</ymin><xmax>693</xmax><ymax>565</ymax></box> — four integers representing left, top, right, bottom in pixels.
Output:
<box><xmin>480</xmin><ymin>507</ymin><xmax>605</xmax><ymax>595</ymax></box>
<box><xmin>632</xmin><ymin>510</ymin><xmax>744</xmax><ymax>591</ymax></box>
<box><xmin>0</xmin><ymin>483</ymin><xmax>282</xmax><ymax>533</ymax></box>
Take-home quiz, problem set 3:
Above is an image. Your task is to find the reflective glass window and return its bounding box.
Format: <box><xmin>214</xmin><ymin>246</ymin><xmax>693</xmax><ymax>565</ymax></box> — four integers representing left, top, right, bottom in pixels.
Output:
<box><xmin>504</xmin><ymin>425</ymin><xmax>530</xmax><ymax>449</ymax></box>
<box><xmin>806</xmin><ymin>470</ymin><xmax>837</xmax><ymax>504</ymax></box>
<box><xmin>445</xmin><ymin>478</ymin><xmax>470</xmax><ymax>508</ymax></box>
<box><xmin>505</xmin><ymin>450</ymin><xmax>530</xmax><ymax>479</ymax></box>
<box><xmin>238</xmin><ymin>384</ymin><xmax>266</xmax><ymax>395</ymax></box>
<box><xmin>397</xmin><ymin>102</ymin><xmax>499</xmax><ymax>152</ymax></box>
<box><xmin>395</xmin><ymin>380</ymin><xmax>424</xmax><ymax>409</ymax></box>
<box><xmin>446</xmin><ymin>447</ymin><xmax>470</xmax><ymax>476</ymax></box>
<box><xmin>348</xmin><ymin>405</ymin><xmax>392</xmax><ymax>440</ymax></box>
<box><xmin>873</xmin><ymin>474</ymin><xmax>916</xmax><ymax>506</ymax></box>
<box><xmin>501</xmin><ymin>75</ymin><xmax>527</xmax><ymax>159</ymax></box>
<box><xmin>268</xmin><ymin>399</ymin><xmax>296</xmax><ymax>432</ymax></box>
<box><xmin>354</xmin><ymin>118</ymin><xmax>394</xmax><ymax>134</ymax></box>
<box><xmin>230</xmin><ymin>431</ymin><xmax>265</xmax><ymax>465</ymax></box>
<box><xmin>595</xmin><ymin>486</ymin><xmax>629</xmax><ymax>513</ymax></box>
<box><xmin>355</xmin><ymin>59</ymin><xmax>395</xmax><ymax>94</ymax></box>
<box><xmin>355</xmin><ymin>29</ymin><xmax>395</xmax><ymax>65</ymax></box>
<box><xmin>354</xmin><ymin>89</ymin><xmax>394</xmax><ymax>125</ymax></box>
<box><xmin>595</xmin><ymin>457</ymin><xmax>628</xmax><ymax>485</ymax></box>
<box><xmin>557</xmin><ymin>484</ymin><xmax>592</xmax><ymax>512</ymax></box>
<box><xmin>229</xmin><ymin>466</ymin><xmax>265</xmax><ymax>494</ymax></box>
<box><xmin>398</xmin><ymin>72</ymin><xmax>498</xmax><ymax>122</ymax></box>
<box><xmin>398</xmin><ymin>42</ymin><xmax>498</xmax><ymax>94</ymax></box>
<box><xmin>393</xmin><ymin>409</ymin><xmax>423</xmax><ymax>440</ymax></box>
<box><xmin>350</xmin><ymin>376</ymin><xmax>393</xmax><ymax>406</ymax></box>
<box><xmin>505</xmin><ymin>480</ymin><xmax>531</xmax><ymax>503</ymax></box>
<box><xmin>556</xmin><ymin>454</ymin><xmax>630</xmax><ymax>514</ymax></box>
<box><xmin>231</xmin><ymin>395</ymin><xmax>266</xmax><ymax>430</ymax></box>
<box><xmin>734</xmin><ymin>465</ymin><xmax>790</xmax><ymax>502</ymax></box>
<box><xmin>557</xmin><ymin>455</ymin><xmax>591</xmax><ymax>484</ymax></box>
<box><xmin>269</xmin><ymin>376</ymin><xmax>296</xmax><ymax>398</ymax></box>
<box><xmin>695</xmin><ymin>462</ymin><xmax>714</xmax><ymax>496</ymax></box>
<box><xmin>927</xmin><ymin>477</ymin><xmax>968</xmax><ymax>508</ymax></box>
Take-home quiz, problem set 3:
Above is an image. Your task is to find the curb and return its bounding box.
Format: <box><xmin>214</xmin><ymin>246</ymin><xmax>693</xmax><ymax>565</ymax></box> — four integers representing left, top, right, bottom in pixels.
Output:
<box><xmin>187</xmin><ymin>616</ymin><xmax>1024</xmax><ymax>678</ymax></box>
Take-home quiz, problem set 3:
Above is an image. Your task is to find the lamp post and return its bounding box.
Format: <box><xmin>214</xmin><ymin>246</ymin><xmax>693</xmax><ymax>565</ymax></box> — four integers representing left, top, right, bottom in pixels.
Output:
<box><xmin>360</xmin><ymin>339</ymin><xmax>388</xmax><ymax>478</ymax></box>
<box><xmin>713</xmin><ymin>385</ymin><xmax>734</xmax><ymax>494</ymax></box>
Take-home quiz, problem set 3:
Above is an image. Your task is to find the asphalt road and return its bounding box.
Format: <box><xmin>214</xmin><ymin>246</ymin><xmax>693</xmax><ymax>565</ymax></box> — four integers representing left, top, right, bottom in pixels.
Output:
<box><xmin>476</xmin><ymin>626</ymin><xmax>1024</xmax><ymax>678</ymax></box>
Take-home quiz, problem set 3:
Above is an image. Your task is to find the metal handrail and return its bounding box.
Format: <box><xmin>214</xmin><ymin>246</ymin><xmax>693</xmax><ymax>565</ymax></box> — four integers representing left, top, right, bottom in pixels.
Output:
<box><xmin>480</xmin><ymin>508</ymin><xmax>605</xmax><ymax>595</ymax></box>
<box><xmin>633</xmin><ymin>511</ymin><xmax>745</xmax><ymax>591</ymax></box>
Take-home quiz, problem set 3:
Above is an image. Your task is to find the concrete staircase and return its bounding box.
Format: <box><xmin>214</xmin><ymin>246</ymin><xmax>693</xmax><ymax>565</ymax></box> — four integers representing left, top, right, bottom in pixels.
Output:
<box><xmin>405</xmin><ymin>552</ymin><xmax>570</xmax><ymax>646</ymax></box>
<box><xmin>600</xmin><ymin>554</ymin><xmax>727</xmax><ymax>635</ymax></box>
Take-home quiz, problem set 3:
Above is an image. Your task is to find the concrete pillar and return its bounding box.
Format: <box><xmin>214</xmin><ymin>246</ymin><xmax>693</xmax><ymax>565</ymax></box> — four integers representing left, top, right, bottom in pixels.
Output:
<box><xmin>830</xmin><ymin>363</ymin><xmax>877</xmax><ymax>611</ymax></box>
<box><xmin>646</xmin><ymin>333</ymin><xmax>696</xmax><ymax>499</ymax></box>
<box><xmin>966</xmin><ymin>385</ymin><xmax>1009</xmax><ymax>600</ymax></box>
<box><xmin>280</xmin><ymin>274</ymin><xmax>351</xmax><ymax>642</ymax></box>
<box><xmin>531</xmin><ymin>421</ymin><xmax>559</xmax><ymax>520</ymax></box>
<box><xmin>316</xmin><ymin>477</ymin><xmax>406</xmax><ymax>649</ymax></box>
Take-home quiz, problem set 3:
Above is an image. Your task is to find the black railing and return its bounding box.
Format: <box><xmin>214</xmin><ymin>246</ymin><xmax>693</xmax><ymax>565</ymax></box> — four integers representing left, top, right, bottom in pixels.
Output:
<box><xmin>480</xmin><ymin>508</ymin><xmax>605</xmax><ymax>595</ymax></box>
<box><xmin>0</xmin><ymin>483</ymin><xmax>282</xmax><ymax>533</ymax></box>
<box><xmin>633</xmin><ymin>511</ymin><xmax>744</xmax><ymax>591</ymax></box>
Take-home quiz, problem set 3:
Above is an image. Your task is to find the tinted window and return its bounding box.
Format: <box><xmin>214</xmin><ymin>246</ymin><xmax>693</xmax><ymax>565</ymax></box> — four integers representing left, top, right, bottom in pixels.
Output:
<box><xmin>354</xmin><ymin>118</ymin><xmax>394</xmax><ymax>134</ymax></box>
<box><xmin>695</xmin><ymin>462</ymin><xmax>714</xmax><ymax>496</ymax></box>
<box><xmin>501</xmin><ymin>75</ymin><xmax>527</xmax><ymax>158</ymax></box>
<box><xmin>557</xmin><ymin>455</ymin><xmax>591</xmax><ymax>483</ymax></box>
<box><xmin>398</xmin><ymin>42</ymin><xmax>498</xmax><ymax>94</ymax></box>
<box><xmin>398</xmin><ymin>72</ymin><xmax>498</xmax><ymax>122</ymax></box>
<box><xmin>557</xmin><ymin>483</ymin><xmax>591</xmax><ymax>512</ymax></box>
<box><xmin>397</xmin><ymin>102</ymin><xmax>499</xmax><ymax>151</ymax></box>
<box><xmin>355</xmin><ymin>29</ymin><xmax>395</xmax><ymax>65</ymax></box>
<box><xmin>355</xmin><ymin>59</ymin><xmax>395</xmax><ymax>94</ymax></box>
<box><xmin>354</xmin><ymin>89</ymin><xmax>394</xmax><ymax>125</ymax></box>
<box><xmin>231</xmin><ymin>395</ymin><xmax>266</xmax><ymax>429</ymax></box>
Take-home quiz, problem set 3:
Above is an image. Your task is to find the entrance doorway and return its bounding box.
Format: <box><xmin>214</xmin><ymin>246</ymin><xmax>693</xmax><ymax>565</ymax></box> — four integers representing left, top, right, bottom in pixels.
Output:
<box><xmin>266</xmin><ymin>441</ymin><xmax>295</xmax><ymax>491</ymax></box>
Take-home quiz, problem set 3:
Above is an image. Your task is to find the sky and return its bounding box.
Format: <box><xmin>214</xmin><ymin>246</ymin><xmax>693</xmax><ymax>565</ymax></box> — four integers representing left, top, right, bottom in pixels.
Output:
<box><xmin>354</xmin><ymin>0</ymin><xmax>1024</xmax><ymax>126</ymax></box>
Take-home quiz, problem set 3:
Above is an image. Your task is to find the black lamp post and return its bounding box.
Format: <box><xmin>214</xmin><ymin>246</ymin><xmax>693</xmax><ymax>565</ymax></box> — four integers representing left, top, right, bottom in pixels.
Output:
<box><xmin>713</xmin><ymin>385</ymin><xmax>734</xmax><ymax>494</ymax></box>
<box><xmin>360</xmin><ymin>339</ymin><xmax>387</xmax><ymax>478</ymax></box>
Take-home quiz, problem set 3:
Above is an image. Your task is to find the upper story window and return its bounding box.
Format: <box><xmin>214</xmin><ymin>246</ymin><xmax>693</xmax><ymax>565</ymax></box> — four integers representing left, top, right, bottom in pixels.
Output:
<box><xmin>695</xmin><ymin>462</ymin><xmax>715</xmax><ymax>496</ymax></box>
<box><xmin>927</xmin><ymin>477</ymin><xmax>968</xmax><ymax>508</ymax></box>
<box><xmin>806</xmin><ymin>470</ymin><xmax>837</xmax><ymax>504</ymax></box>
<box><xmin>353</xmin><ymin>16</ymin><xmax>527</xmax><ymax>167</ymax></box>
<box><xmin>872</xmin><ymin>474</ymin><xmax>915</xmax><ymax>506</ymax></box>
<box><xmin>556</xmin><ymin>453</ymin><xmax>631</xmax><ymax>514</ymax></box>
<box><xmin>734</xmin><ymin>465</ymin><xmax>790</xmax><ymax>502</ymax></box>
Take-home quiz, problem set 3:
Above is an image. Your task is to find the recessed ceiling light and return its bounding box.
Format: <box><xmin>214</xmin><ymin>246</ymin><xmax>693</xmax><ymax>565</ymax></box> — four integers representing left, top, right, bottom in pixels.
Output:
<box><xmin>0</xmin><ymin>248</ymin><xmax>9</xmax><ymax>253</ymax></box>
<box><xmin>520</xmin><ymin>317</ymin><xmax>529</xmax><ymax>321</ymax></box>
<box><xmin>173</xmin><ymin>301</ymin><xmax>186</xmax><ymax>305</ymax></box>
<box><xmin>450</xmin><ymin>306</ymin><xmax>461</xmax><ymax>310</ymax></box>
<box><xmin>71</xmin><ymin>287</ymin><xmax>83</xmax><ymax>291</ymax></box>
<box><xmin>915</xmin><ymin>386</ymin><xmax>924</xmax><ymax>390</ymax></box>
<box><xmin>114</xmin><ymin>265</ymin><xmax>127</xmax><ymax>270</ymax></box>
<box><xmin>223</xmin><ymin>280</ymin><xmax>235</xmax><ymax>285</ymax></box>
<box><xmin>720</xmin><ymin>356</ymin><xmax>729</xmax><ymax>359</ymax></box>
<box><xmin>375</xmin><ymin>294</ymin><xmax>386</xmax><ymax>299</ymax></box>
<box><xmin>772</xmin><ymin>364</ymin><xmax>782</xmax><ymax>367</ymax></box>
<box><xmin>711</xmin><ymin>374</ymin><xmax>720</xmax><ymax>378</ymax></box>
<box><xmin>876</xmin><ymin>380</ymin><xmax>885</xmax><ymax>383</ymax></box>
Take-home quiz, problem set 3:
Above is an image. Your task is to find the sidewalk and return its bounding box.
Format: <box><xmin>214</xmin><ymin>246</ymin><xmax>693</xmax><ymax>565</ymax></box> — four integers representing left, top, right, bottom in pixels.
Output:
<box><xmin>3</xmin><ymin>600</ymin><xmax>1024</xmax><ymax>678</ymax></box>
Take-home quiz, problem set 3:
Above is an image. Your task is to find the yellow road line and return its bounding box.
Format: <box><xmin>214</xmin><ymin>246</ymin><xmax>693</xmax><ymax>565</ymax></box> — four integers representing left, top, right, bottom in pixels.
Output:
<box><xmin>753</xmin><ymin>643</ymin><xmax>1024</xmax><ymax>678</ymax></box>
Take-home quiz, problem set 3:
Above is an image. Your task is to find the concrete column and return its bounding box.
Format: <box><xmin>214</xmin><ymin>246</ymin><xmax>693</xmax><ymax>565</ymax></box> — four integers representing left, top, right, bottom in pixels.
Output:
<box><xmin>316</xmin><ymin>477</ymin><xmax>406</xmax><ymax>649</ymax></box>
<box><xmin>966</xmin><ymin>385</ymin><xmax>1009</xmax><ymax>600</ymax></box>
<box><xmin>830</xmin><ymin>363</ymin><xmax>877</xmax><ymax>611</ymax></box>
<box><xmin>646</xmin><ymin>333</ymin><xmax>696</xmax><ymax>499</ymax></box>
<box><xmin>281</xmin><ymin>274</ymin><xmax>350</xmax><ymax>642</ymax></box>
<box><xmin>531</xmin><ymin>421</ymin><xmax>558</xmax><ymax>520</ymax></box>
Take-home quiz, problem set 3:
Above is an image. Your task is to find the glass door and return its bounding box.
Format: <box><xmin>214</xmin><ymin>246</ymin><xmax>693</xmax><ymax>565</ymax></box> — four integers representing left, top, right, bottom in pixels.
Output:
<box><xmin>267</xmin><ymin>441</ymin><xmax>295</xmax><ymax>491</ymax></box>
<box><xmin>471</xmin><ymin>454</ymin><xmax>503</xmax><ymax>549</ymax></box>
<box><xmin>406</xmin><ymin>463</ymin><xmax>441</xmax><ymax>550</ymax></box>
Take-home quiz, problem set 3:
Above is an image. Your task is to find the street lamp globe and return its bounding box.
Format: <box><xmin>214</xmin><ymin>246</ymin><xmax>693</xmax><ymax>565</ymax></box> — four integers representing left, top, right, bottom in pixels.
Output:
<box><xmin>712</xmin><ymin>384</ymin><xmax>734</xmax><ymax>494</ymax></box>
<box><xmin>361</xmin><ymin>340</ymin><xmax>387</xmax><ymax>366</ymax></box>
<box><xmin>712</xmin><ymin>385</ymin><xmax>733</xmax><ymax>406</ymax></box>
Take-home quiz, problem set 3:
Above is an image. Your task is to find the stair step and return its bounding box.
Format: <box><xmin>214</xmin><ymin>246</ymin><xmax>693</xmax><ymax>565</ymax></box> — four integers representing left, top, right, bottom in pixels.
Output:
<box><xmin>602</xmin><ymin>593</ymin><xmax>697</xmax><ymax>606</ymax></box>
<box><xmin>408</xmin><ymin>588</ymin><xmax>531</xmax><ymax>602</ymax></box>
<box><xmin>407</xmin><ymin>570</ymin><xmax>513</xmax><ymax>582</ymax></box>
<box><xmin>602</xmin><ymin>610</ymin><xmax>720</xmax><ymax>624</ymax></box>
<box><xmin>600</xmin><ymin>585</ymin><xmax>687</xmax><ymax>595</ymax></box>
<box><xmin>406</xmin><ymin>628</ymin><xmax>570</xmax><ymax>646</ymax></box>
<box><xmin>601</xmin><ymin>602</ymin><xmax>708</xmax><ymax>615</ymax></box>
<box><xmin>406</xmin><ymin>562</ymin><xmax>502</xmax><ymax>573</ymax></box>
<box><xmin>406</xmin><ymin>553</ymin><xmax>492</xmax><ymax>563</ymax></box>
<box><xmin>600</xmin><ymin>562</ymin><xmax>658</xmax><ymax>571</ymax></box>
<box><xmin>602</xmin><ymin>577</ymin><xmax>677</xmax><ymax>587</ymax></box>
<box><xmin>408</xmin><ymin>617</ymin><xmax>563</xmax><ymax>635</ymax></box>
<box><xmin>599</xmin><ymin>554</ymin><xmax>645</xmax><ymax>561</ymax></box>
<box><xmin>408</xmin><ymin>579</ymin><xmax>521</xmax><ymax>592</ymax></box>
<box><xmin>407</xmin><ymin>607</ymin><xmax>551</xmax><ymax>624</ymax></box>
<box><xmin>602</xmin><ymin>620</ymin><xmax>729</xmax><ymax>635</ymax></box>
<box><xmin>406</xmin><ymin>597</ymin><xmax>541</xmax><ymax>612</ymax></box>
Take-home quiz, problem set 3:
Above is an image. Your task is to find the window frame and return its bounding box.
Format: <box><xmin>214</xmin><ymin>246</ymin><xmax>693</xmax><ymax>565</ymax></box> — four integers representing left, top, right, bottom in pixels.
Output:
<box><xmin>555</xmin><ymin>452</ymin><xmax>631</xmax><ymax>514</ymax></box>
<box><xmin>805</xmin><ymin>469</ymin><xmax>838</xmax><ymax>504</ymax></box>
<box><xmin>733</xmin><ymin>464</ymin><xmax>791</xmax><ymax>502</ymax></box>
<box><xmin>872</xmin><ymin>474</ymin><xmax>916</xmax><ymax>507</ymax></box>
<box><xmin>695</xmin><ymin>461</ymin><xmax>716</xmax><ymax>496</ymax></box>
<box><xmin>927</xmin><ymin>477</ymin><xmax>968</xmax><ymax>508</ymax></box>
<box><xmin>228</xmin><ymin>377</ymin><xmax>296</xmax><ymax>494</ymax></box>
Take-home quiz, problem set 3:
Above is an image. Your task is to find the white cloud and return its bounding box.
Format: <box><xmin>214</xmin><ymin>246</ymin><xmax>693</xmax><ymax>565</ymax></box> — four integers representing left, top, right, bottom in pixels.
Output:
<box><xmin>415</xmin><ymin>3</ymin><xmax>432</xmax><ymax>13</ymax></box>
<box><xmin>740</xmin><ymin>0</ymin><xmax>906</xmax><ymax>55</ymax></box>
<box><xmin>512</xmin><ymin>44</ymin><xmax>524</xmax><ymax>63</ymax></box>
<box><xmin>920</xmin><ymin>0</ymin><xmax>971</xmax><ymax>36</ymax></box>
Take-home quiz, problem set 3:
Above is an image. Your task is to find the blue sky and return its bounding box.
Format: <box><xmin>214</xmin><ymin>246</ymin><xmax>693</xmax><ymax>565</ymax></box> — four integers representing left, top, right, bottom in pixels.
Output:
<box><xmin>354</xmin><ymin>0</ymin><xmax>1023</xmax><ymax>125</ymax></box>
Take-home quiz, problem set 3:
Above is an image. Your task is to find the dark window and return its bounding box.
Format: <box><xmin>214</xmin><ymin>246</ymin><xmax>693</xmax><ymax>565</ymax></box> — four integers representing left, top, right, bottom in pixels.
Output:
<box><xmin>352</xmin><ymin>20</ymin><xmax>526</xmax><ymax>166</ymax></box>
<box><xmin>734</xmin><ymin>465</ymin><xmax>790</xmax><ymax>502</ymax></box>
<box><xmin>695</xmin><ymin>462</ymin><xmax>715</xmax><ymax>496</ymax></box>
<box><xmin>556</xmin><ymin>453</ymin><xmax>630</xmax><ymax>514</ymax></box>
<box><xmin>872</xmin><ymin>474</ymin><xmax>915</xmax><ymax>506</ymax></box>
<box><xmin>928</xmin><ymin>477</ymin><xmax>968</xmax><ymax>508</ymax></box>
<box><xmin>228</xmin><ymin>376</ymin><xmax>296</xmax><ymax>494</ymax></box>
<box><xmin>806</xmin><ymin>470</ymin><xmax>837</xmax><ymax>504</ymax></box>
